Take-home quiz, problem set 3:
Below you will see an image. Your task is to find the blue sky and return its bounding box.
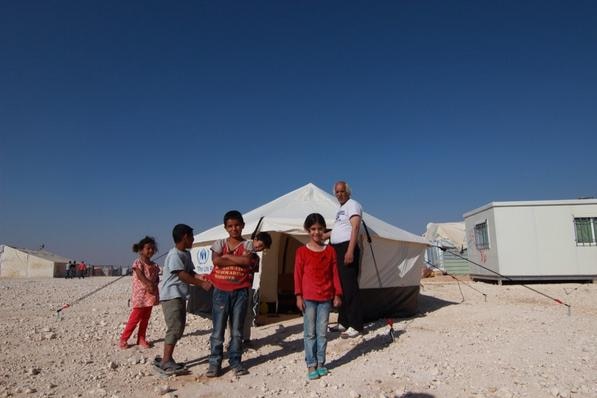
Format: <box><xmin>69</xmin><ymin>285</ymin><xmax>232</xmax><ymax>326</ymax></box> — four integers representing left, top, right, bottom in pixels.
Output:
<box><xmin>1</xmin><ymin>1</ymin><xmax>596</xmax><ymax>267</ymax></box>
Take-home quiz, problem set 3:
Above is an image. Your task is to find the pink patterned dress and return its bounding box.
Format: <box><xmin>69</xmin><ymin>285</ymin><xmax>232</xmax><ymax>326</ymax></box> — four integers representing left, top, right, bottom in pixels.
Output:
<box><xmin>131</xmin><ymin>258</ymin><xmax>159</xmax><ymax>308</ymax></box>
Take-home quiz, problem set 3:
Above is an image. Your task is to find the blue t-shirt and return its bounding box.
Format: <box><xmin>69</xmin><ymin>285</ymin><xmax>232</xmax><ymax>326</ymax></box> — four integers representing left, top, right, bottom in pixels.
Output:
<box><xmin>159</xmin><ymin>247</ymin><xmax>194</xmax><ymax>301</ymax></box>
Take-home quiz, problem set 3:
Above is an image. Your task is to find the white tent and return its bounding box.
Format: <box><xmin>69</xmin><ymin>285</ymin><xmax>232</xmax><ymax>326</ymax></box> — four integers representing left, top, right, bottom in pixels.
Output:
<box><xmin>424</xmin><ymin>222</ymin><xmax>466</xmax><ymax>251</ymax></box>
<box><xmin>0</xmin><ymin>245</ymin><xmax>71</xmax><ymax>278</ymax></box>
<box><xmin>188</xmin><ymin>183</ymin><xmax>430</xmax><ymax>320</ymax></box>
<box><xmin>423</xmin><ymin>222</ymin><xmax>470</xmax><ymax>275</ymax></box>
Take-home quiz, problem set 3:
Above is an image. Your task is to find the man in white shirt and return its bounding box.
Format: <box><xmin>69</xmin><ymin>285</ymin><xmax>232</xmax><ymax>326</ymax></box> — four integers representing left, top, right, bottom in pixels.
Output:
<box><xmin>325</xmin><ymin>181</ymin><xmax>364</xmax><ymax>338</ymax></box>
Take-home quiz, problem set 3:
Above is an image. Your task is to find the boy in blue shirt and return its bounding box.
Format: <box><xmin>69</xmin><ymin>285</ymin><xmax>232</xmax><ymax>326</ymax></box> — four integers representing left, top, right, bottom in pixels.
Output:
<box><xmin>157</xmin><ymin>224</ymin><xmax>210</xmax><ymax>374</ymax></box>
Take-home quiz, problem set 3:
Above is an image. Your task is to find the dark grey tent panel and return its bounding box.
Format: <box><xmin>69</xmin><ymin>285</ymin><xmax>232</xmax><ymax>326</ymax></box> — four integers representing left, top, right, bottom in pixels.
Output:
<box><xmin>360</xmin><ymin>286</ymin><xmax>420</xmax><ymax>321</ymax></box>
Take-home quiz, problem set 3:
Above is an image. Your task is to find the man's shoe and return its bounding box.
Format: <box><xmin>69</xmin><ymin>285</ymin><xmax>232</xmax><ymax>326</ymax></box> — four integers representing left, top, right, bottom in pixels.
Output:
<box><xmin>328</xmin><ymin>324</ymin><xmax>346</xmax><ymax>333</ymax></box>
<box><xmin>341</xmin><ymin>327</ymin><xmax>361</xmax><ymax>338</ymax></box>
<box><xmin>206</xmin><ymin>364</ymin><xmax>221</xmax><ymax>378</ymax></box>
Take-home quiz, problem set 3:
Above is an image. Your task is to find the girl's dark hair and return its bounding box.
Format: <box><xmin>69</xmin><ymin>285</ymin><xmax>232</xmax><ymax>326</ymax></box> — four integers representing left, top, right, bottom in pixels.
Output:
<box><xmin>132</xmin><ymin>236</ymin><xmax>157</xmax><ymax>253</ymax></box>
<box><xmin>303</xmin><ymin>213</ymin><xmax>326</xmax><ymax>231</ymax></box>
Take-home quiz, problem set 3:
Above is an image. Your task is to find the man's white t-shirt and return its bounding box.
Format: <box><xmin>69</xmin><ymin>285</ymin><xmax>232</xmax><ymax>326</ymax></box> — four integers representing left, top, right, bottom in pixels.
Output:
<box><xmin>330</xmin><ymin>198</ymin><xmax>362</xmax><ymax>244</ymax></box>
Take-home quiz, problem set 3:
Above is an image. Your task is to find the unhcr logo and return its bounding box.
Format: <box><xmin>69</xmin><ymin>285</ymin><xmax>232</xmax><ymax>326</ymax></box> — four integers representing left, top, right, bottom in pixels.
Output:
<box><xmin>198</xmin><ymin>248</ymin><xmax>209</xmax><ymax>265</ymax></box>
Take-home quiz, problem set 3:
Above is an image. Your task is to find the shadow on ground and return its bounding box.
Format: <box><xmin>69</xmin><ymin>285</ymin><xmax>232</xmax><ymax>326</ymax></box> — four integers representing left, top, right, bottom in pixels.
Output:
<box><xmin>242</xmin><ymin>323</ymin><xmax>305</xmax><ymax>369</ymax></box>
<box><xmin>417</xmin><ymin>292</ymin><xmax>460</xmax><ymax>313</ymax></box>
<box><xmin>158</xmin><ymin>293</ymin><xmax>459</xmax><ymax>375</ymax></box>
<box><xmin>151</xmin><ymin>327</ymin><xmax>211</xmax><ymax>345</ymax></box>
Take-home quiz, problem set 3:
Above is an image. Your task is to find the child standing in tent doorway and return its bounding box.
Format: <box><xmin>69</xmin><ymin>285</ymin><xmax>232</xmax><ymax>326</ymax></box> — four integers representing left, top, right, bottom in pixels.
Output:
<box><xmin>119</xmin><ymin>236</ymin><xmax>160</xmax><ymax>349</ymax></box>
<box><xmin>243</xmin><ymin>231</ymin><xmax>272</xmax><ymax>343</ymax></box>
<box><xmin>206</xmin><ymin>210</ymin><xmax>255</xmax><ymax>378</ymax></box>
<box><xmin>294</xmin><ymin>213</ymin><xmax>343</xmax><ymax>380</ymax></box>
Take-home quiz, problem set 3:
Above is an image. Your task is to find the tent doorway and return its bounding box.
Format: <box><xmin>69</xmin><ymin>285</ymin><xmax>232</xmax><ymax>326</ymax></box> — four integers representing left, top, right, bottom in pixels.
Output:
<box><xmin>266</xmin><ymin>232</ymin><xmax>303</xmax><ymax>314</ymax></box>
<box><xmin>187</xmin><ymin>232</ymin><xmax>308</xmax><ymax>321</ymax></box>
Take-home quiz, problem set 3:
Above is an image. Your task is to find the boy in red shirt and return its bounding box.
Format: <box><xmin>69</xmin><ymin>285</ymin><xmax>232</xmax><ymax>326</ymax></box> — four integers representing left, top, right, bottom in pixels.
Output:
<box><xmin>206</xmin><ymin>210</ymin><xmax>255</xmax><ymax>377</ymax></box>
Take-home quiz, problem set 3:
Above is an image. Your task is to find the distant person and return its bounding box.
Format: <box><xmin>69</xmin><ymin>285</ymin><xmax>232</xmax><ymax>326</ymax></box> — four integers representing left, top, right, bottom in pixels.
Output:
<box><xmin>77</xmin><ymin>261</ymin><xmax>87</xmax><ymax>279</ymax></box>
<box><xmin>65</xmin><ymin>261</ymin><xmax>74</xmax><ymax>279</ymax></box>
<box><xmin>157</xmin><ymin>224</ymin><xmax>211</xmax><ymax>374</ymax></box>
<box><xmin>324</xmin><ymin>181</ymin><xmax>364</xmax><ymax>338</ymax></box>
<box><xmin>295</xmin><ymin>213</ymin><xmax>342</xmax><ymax>380</ymax></box>
<box><xmin>119</xmin><ymin>236</ymin><xmax>160</xmax><ymax>349</ymax></box>
<box><xmin>206</xmin><ymin>210</ymin><xmax>254</xmax><ymax>377</ymax></box>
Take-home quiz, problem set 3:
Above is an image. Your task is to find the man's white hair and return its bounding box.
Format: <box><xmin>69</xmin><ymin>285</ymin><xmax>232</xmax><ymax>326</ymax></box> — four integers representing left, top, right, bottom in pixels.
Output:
<box><xmin>333</xmin><ymin>181</ymin><xmax>351</xmax><ymax>196</ymax></box>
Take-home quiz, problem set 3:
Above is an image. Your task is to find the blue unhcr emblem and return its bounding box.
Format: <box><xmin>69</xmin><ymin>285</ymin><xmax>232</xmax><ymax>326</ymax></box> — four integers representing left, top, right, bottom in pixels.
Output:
<box><xmin>198</xmin><ymin>248</ymin><xmax>209</xmax><ymax>265</ymax></box>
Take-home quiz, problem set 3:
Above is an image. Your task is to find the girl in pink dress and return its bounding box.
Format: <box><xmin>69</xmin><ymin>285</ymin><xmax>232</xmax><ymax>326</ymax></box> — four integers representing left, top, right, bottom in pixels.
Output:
<box><xmin>119</xmin><ymin>236</ymin><xmax>160</xmax><ymax>349</ymax></box>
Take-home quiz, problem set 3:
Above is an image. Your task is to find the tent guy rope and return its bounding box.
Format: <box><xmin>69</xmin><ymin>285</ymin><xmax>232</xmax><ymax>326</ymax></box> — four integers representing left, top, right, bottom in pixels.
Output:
<box><xmin>55</xmin><ymin>249</ymin><xmax>172</xmax><ymax>319</ymax></box>
<box><xmin>440</xmin><ymin>247</ymin><xmax>571</xmax><ymax>315</ymax></box>
<box><xmin>55</xmin><ymin>275</ymin><xmax>129</xmax><ymax>319</ymax></box>
<box><xmin>424</xmin><ymin>259</ymin><xmax>488</xmax><ymax>302</ymax></box>
<box><xmin>362</xmin><ymin>220</ymin><xmax>395</xmax><ymax>341</ymax></box>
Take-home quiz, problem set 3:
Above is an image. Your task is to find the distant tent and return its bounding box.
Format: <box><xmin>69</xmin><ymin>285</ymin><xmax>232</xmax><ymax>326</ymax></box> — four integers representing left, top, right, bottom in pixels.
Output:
<box><xmin>423</xmin><ymin>222</ymin><xmax>470</xmax><ymax>275</ymax></box>
<box><xmin>187</xmin><ymin>183</ymin><xmax>430</xmax><ymax>321</ymax></box>
<box><xmin>424</xmin><ymin>222</ymin><xmax>466</xmax><ymax>251</ymax></box>
<box><xmin>0</xmin><ymin>245</ymin><xmax>71</xmax><ymax>278</ymax></box>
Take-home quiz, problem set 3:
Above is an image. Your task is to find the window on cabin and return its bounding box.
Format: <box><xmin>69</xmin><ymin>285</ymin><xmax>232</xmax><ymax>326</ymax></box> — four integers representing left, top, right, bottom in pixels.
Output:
<box><xmin>474</xmin><ymin>221</ymin><xmax>490</xmax><ymax>250</ymax></box>
<box><xmin>574</xmin><ymin>217</ymin><xmax>597</xmax><ymax>246</ymax></box>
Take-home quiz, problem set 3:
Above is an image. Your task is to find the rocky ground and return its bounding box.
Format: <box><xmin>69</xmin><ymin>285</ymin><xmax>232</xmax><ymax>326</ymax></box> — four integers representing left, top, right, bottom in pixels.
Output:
<box><xmin>1</xmin><ymin>276</ymin><xmax>596</xmax><ymax>398</ymax></box>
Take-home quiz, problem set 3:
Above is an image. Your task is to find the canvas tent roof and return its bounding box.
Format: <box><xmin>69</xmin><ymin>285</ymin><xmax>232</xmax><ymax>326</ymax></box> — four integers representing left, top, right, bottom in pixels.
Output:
<box><xmin>423</xmin><ymin>222</ymin><xmax>467</xmax><ymax>250</ymax></box>
<box><xmin>0</xmin><ymin>245</ymin><xmax>71</xmax><ymax>263</ymax></box>
<box><xmin>194</xmin><ymin>183</ymin><xmax>430</xmax><ymax>246</ymax></box>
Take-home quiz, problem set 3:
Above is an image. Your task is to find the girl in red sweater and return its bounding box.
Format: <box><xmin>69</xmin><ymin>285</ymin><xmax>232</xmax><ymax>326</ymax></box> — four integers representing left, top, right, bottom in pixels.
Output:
<box><xmin>119</xmin><ymin>236</ymin><xmax>160</xmax><ymax>349</ymax></box>
<box><xmin>294</xmin><ymin>213</ymin><xmax>342</xmax><ymax>380</ymax></box>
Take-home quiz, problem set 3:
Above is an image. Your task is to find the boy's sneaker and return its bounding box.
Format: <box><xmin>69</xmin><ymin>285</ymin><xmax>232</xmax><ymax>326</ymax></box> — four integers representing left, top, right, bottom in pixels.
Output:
<box><xmin>328</xmin><ymin>324</ymin><xmax>346</xmax><ymax>333</ymax></box>
<box><xmin>205</xmin><ymin>364</ymin><xmax>221</xmax><ymax>378</ymax></box>
<box><xmin>341</xmin><ymin>327</ymin><xmax>361</xmax><ymax>338</ymax></box>
<box><xmin>233</xmin><ymin>365</ymin><xmax>249</xmax><ymax>376</ymax></box>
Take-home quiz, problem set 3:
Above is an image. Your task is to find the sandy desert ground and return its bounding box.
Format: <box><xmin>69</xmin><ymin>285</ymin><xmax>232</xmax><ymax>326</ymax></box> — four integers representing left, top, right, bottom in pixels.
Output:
<box><xmin>1</xmin><ymin>275</ymin><xmax>596</xmax><ymax>398</ymax></box>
